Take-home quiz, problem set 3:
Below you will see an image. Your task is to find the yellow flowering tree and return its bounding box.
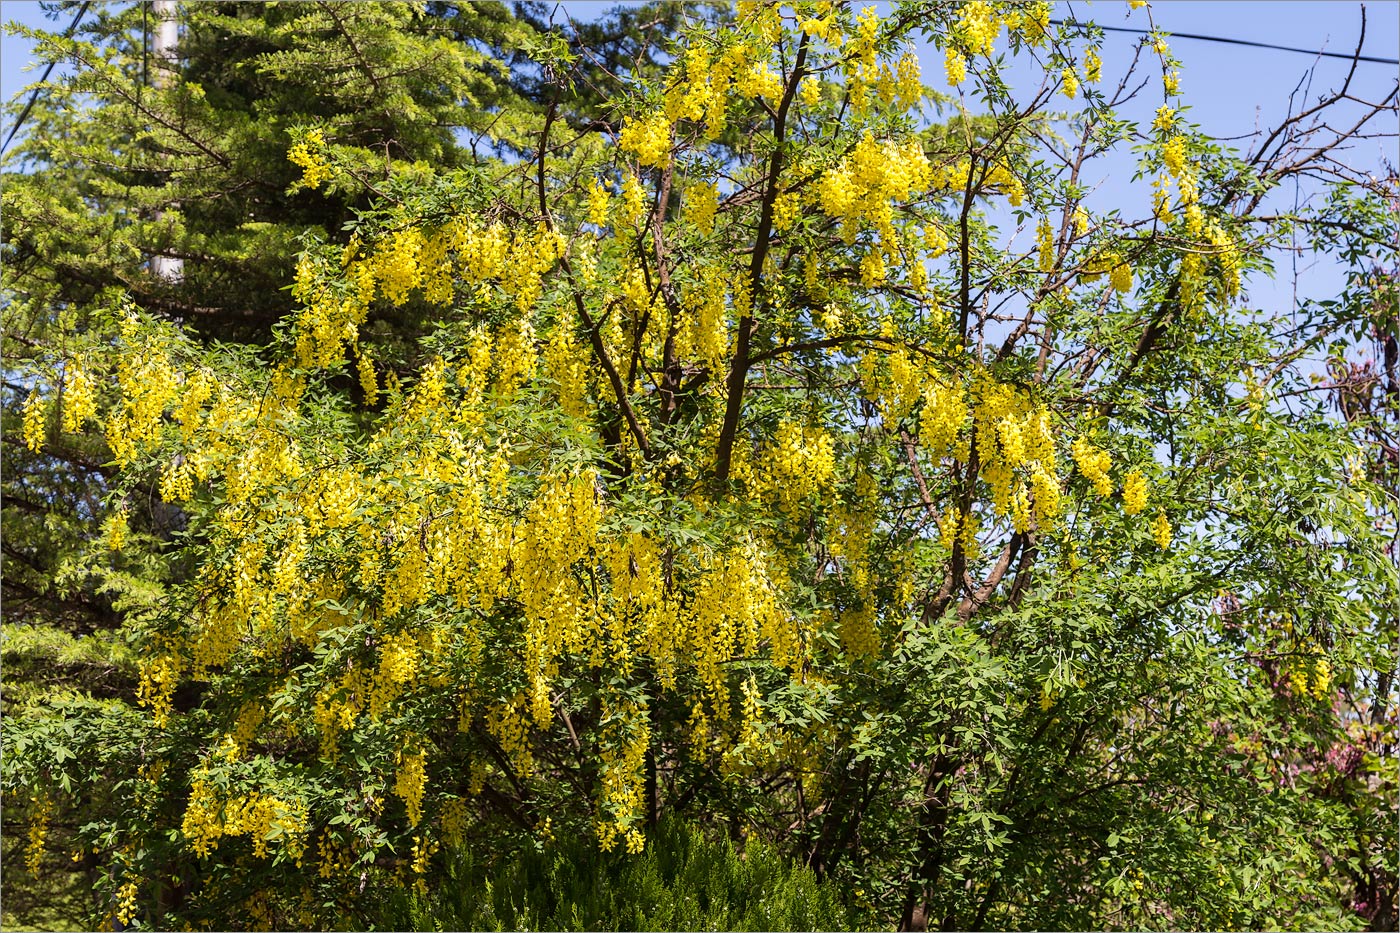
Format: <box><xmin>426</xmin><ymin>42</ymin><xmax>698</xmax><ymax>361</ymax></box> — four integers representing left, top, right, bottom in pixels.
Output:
<box><xmin>5</xmin><ymin>1</ymin><xmax>1396</xmax><ymax>929</ymax></box>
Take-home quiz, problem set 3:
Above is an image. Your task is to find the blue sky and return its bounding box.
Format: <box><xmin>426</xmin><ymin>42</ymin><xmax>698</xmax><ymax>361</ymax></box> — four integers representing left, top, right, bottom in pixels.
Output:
<box><xmin>6</xmin><ymin>1</ymin><xmax>1396</xmax><ymax>144</ymax></box>
<box><xmin>4</xmin><ymin>0</ymin><xmax>1397</xmax><ymax>316</ymax></box>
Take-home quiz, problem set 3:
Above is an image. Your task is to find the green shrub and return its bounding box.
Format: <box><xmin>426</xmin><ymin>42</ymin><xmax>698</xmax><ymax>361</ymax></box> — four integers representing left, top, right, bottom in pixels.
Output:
<box><xmin>370</xmin><ymin>819</ymin><xmax>872</xmax><ymax>932</ymax></box>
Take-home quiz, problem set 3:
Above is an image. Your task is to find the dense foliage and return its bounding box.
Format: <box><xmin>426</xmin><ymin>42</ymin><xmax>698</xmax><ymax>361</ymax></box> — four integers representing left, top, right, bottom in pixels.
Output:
<box><xmin>3</xmin><ymin>1</ymin><xmax>1396</xmax><ymax>930</ymax></box>
<box><xmin>372</xmin><ymin>818</ymin><xmax>862</xmax><ymax>931</ymax></box>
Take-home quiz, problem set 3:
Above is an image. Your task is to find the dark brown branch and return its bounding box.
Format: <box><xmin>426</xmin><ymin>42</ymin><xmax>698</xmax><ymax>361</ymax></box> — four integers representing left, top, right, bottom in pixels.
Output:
<box><xmin>714</xmin><ymin>32</ymin><xmax>811</xmax><ymax>483</ymax></box>
<box><xmin>957</xmin><ymin>533</ymin><xmax>1024</xmax><ymax>622</ymax></box>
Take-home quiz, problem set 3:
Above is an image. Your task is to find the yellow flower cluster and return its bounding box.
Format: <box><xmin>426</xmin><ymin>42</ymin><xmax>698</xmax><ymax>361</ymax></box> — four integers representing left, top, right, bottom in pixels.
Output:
<box><xmin>1286</xmin><ymin>657</ymin><xmax>1332</xmax><ymax>701</ymax></box>
<box><xmin>1122</xmin><ymin>469</ymin><xmax>1149</xmax><ymax>515</ymax></box>
<box><xmin>936</xmin><ymin>158</ymin><xmax>1026</xmax><ymax>206</ymax></box>
<box><xmin>322</xmin><ymin>855</ymin><xmax>370</xmax><ymax>901</ymax></box>
<box><xmin>174</xmin><ymin>368</ymin><xmax>212</xmax><ymax>440</ymax></box>
<box><xmin>863</xmin><ymin>338</ymin><xmax>922</xmax><ymax>421</ymax></box>
<box><xmin>377</xmin><ymin>227</ymin><xmax>427</xmax><ymax>306</ymax></box>
<box><xmin>739</xmin><ymin>60</ymin><xmax>784</xmax><ymax>103</ymax></box>
<box><xmin>181</xmin><ymin>773</ymin><xmax>307</xmax><ymax>862</ymax></box>
<box><xmin>61</xmin><ymin>359</ymin><xmax>98</xmax><ymax>433</ymax></box>
<box><xmin>620</xmin><ymin>262</ymin><xmax>654</xmax><ymax>316</ymax></box>
<box><xmin>771</xmin><ymin>192</ymin><xmax>801</xmax><ymax>233</ymax></box>
<box><xmin>1071</xmin><ymin>435</ymin><xmax>1113</xmax><ymax>498</ymax></box>
<box><xmin>1020</xmin><ymin>3</ymin><xmax>1051</xmax><ymax>45</ymax></box>
<box><xmin>21</xmin><ymin>388</ymin><xmax>45</xmax><ymax>452</ymax></box>
<box><xmin>595</xmin><ymin>695</ymin><xmax>650</xmax><ymax>854</ymax></box>
<box><xmin>544</xmin><ymin>321</ymin><xmax>591</xmax><ymax>418</ymax></box>
<box><xmin>859</xmin><ymin>248</ymin><xmax>887</xmax><ymax>285</ymax></box>
<box><xmin>1162</xmin><ymin>135</ymin><xmax>1187</xmax><ymax>178</ymax></box>
<box><xmin>409</xmin><ymin>833</ymin><xmax>439</xmax><ymax>895</ymax></box>
<box><xmin>104</xmin><ymin>332</ymin><xmax>182</xmax><ymax>466</ymax></box>
<box><xmin>955</xmin><ymin>0</ymin><xmax>1000</xmax><ymax>57</ymax></box>
<box><xmin>115</xmin><ymin>881</ymin><xmax>139</xmax><ymax>927</ymax></box>
<box><xmin>1110</xmin><ymin>257</ymin><xmax>1134</xmax><ymax>293</ymax></box>
<box><xmin>287</xmin><ymin>129</ymin><xmax>331</xmax><ymax>191</ymax></box>
<box><xmin>291</xmin><ymin>219</ymin><xmax>563</xmax><ymax>368</ymax></box>
<box><xmin>920</xmin><ymin>379</ymin><xmax>968</xmax><ymax>461</ymax></box>
<box><xmin>818</xmin><ymin>132</ymin><xmax>931</xmax><ymax>243</ymax></box>
<box><xmin>229</xmin><ymin>702</ymin><xmax>266</xmax><ymax>756</ymax></box>
<box><xmin>663</xmin><ymin>43</ymin><xmax>734</xmax><ymax>138</ymax></box>
<box><xmin>312</xmin><ymin>667</ymin><xmax>369</xmax><ymax>759</ymax></box>
<box><xmin>1085</xmin><ymin>48</ymin><xmax>1102</xmax><ymax>84</ymax></box>
<box><xmin>26</xmin><ymin>792</ymin><xmax>51</xmax><ymax>875</ymax></box>
<box><xmin>842</xmin><ymin>6</ymin><xmax>881</xmax><ymax>113</ymax></box>
<box><xmin>105</xmin><ymin>507</ymin><xmax>130</xmax><ymax>551</ymax></box>
<box><xmin>515</xmin><ymin>470</ymin><xmax>605</xmax><ymax>715</ymax></box>
<box><xmin>868</xmin><ymin>51</ymin><xmax>924</xmax><ymax>111</ymax></box>
<box><xmin>1029</xmin><ymin>464</ymin><xmax>1062</xmax><ymax>528</ymax></box>
<box><xmin>1082</xmin><ymin>251</ymin><xmax>1133</xmax><ymax>292</ymax></box>
<box><xmin>395</xmin><ymin>748</ymin><xmax>427</xmax><ymax>827</ymax></box>
<box><xmin>137</xmin><ymin>652</ymin><xmax>183</xmax><ymax>728</ymax></box>
<box><xmin>604</xmin><ymin>532</ymin><xmax>672</xmax><ymax>678</ymax></box>
<box><xmin>1211</xmin><ymin>225</ymin><xmax>1243</xmax><ymax>300</ymax></box>
<box><xmin>1037</xmin><ymin>218</ymin><xmax>1055</xmax><ymax>272</ymax></box>
<box><xmin>1061</xmin><ymin>67</ymin><xmax>1079</xmax><ymax>100</ymax></box>
<box><xmin>484</xmin><ymin>696</ymin><xmax>532</xmax><ymax>781</ymax></box>
<box><xmin>370</xmin><ymin>631</ymin><xmax>420</xmax><ymax>714</ymax></box>
<box><xmin>618</xmin><ymin>112</ymin><xmax>672</xmax><ymax>167</ymax></box>
<box><xmin>679</xmin><ymin>263</ymin><xmax>732</xmax><ymax>372</ymax></box>
<box><xmin>1178</xmin><ymin>220</ymin><xmax>1242</xmax><ymax>312</ymax></box>
<box><xmin>680</xmin><ymin>179</ymin><xmax>716</xmax><ymax>233</ymax></box>
<box><xmin>765</xmin><ymin>422</ymin><xmax>835</xmax><ymax>511</ymax></box>
<box><xmin>723</xmin><ymin>675</ymin><xmax>774</xmax><ymax>775</ymax></box>
<box><xmin>837</xmin><ymin>605</ymin><xmax>880</xmax><ymax>658</ymax></box>
<box><xmin>587</xmin><ymin>179</ymin><xmax>610</xmax><ymax>227</ymax></box>
<box><xmin>798</xmin><ymin>9</ymin><xmax>838</xmax><ymax>42</ymax></box>
<box><xmin>689</xmin><ymin>541</ymin><xmax>801</xmax><ymax>713</ymax></box>
<box><xmin>1152</xmin><ymin>174</ymin><xmax>1174</xmax><ymax>224</ymax></box>
<box><xmin>974</xmin><ymin>380</ymin><xmax>1059</xmax><ymax>525</ymax></box>
<box><xmin>440</xmin><ymin>797</ymin><xmax>468</xmax><ymax>847</ymax></box>
<box><xmin>938</xmin><ymin>508</ymin><xmax>982</xmax><ymax>561</ymax></box>
<box><xmin>1151</xmin><ymin>511</ymin><xmax>1172</xmax><ymax>549</ymax></box>
<box><xmin>945</xmin><ymin>47</ymin><xmax>967</xmax><ymax>86</ymax></box>
<box><xmin>619</xmin><ymin>172</ymin><xmax>648</xmax><ymax>228</ymax></box>
<box><xmin>159</xmin><ymin>458</ymin><xmax>194</xmax><ymax>503</ymax></box>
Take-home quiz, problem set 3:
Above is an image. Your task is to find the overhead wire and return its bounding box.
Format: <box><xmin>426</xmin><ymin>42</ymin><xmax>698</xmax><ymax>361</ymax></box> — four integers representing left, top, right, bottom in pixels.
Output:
<box><xmin>2</xmin><ymin>6</ymin><xmax>1395</xmax><ymax>157</ymax></box>
<box><xmin>1051</xmin><ymin>19</ymin><xmax>1400</xmax><ymax>66</ymax></box>
<box><xmin>1</xmin><ymin>1</ymin><xmax>92</xmax><ymax>155</ymax></box>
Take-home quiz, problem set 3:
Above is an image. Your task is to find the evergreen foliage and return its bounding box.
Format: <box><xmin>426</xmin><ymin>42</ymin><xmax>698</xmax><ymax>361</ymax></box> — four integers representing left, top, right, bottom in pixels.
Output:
<box><xmin>373</xmin><ymin>819</ymin><xmax>864</xmax><ymax>932</ymax></box>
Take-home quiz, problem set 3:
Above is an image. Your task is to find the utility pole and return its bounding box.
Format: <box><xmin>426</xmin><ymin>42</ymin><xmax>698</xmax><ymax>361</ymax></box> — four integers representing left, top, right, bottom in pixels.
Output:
<box><xmin>150</xmin><ymin>0</ymin><xmax>183</xmax><ymax>283</ymax></box>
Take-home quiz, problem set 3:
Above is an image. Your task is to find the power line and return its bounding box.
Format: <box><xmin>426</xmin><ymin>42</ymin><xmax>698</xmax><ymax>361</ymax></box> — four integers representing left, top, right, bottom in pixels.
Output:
<box><xmin>0</xmin><ymin>8</ymin><xmax>1393</xmax><ymax>158</ymax></box>
<box><xmin>2</xmin><ymin>2</ymin><xmax>92</xmax><ymax>156</ymax></box>
<box><xmin>1051</xmin><ymin>19</ymin><xmax>1400</xmax><ymax>66</ymax></box>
